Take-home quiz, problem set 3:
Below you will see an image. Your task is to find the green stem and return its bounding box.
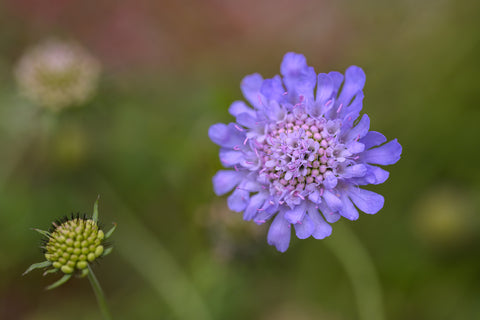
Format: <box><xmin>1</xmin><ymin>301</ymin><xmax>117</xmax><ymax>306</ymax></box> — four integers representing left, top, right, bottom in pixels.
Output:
<box><xmin>324</xmin><ymin>223</ymin><xmax>385</xmax><ymax>320</ymax></box>
<box><xmin>87</xmin><ymin>264</ymin><xmax>112</xmax><ymax>320</ymax></box>
<box><xmin>98</xmin><ymin>177</ymin><xmax>212</xmax><ymax>320</ymax></box>
<box><xmin>0</xmin><ymin>108</ymin><xmax>57</xmax><ymax>192</ymax></box>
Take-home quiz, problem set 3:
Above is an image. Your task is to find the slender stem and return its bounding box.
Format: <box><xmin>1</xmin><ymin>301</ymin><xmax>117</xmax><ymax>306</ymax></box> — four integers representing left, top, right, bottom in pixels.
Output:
<box><xmin>87</xmin><ymin>264</ymin><xmax>112</xmax><ymax>320</ymax></box>
<box><xmin>324</xmin><ymin>223</ymin><xmax>385</xmax><ymax>320</ymax></box>
<box><xmin>98</xmin><ymin>177</ymin><xmax>212</xmax><ymax>320</ymax></box>
<box><xmin>0</xmin><ymin>108</ymin><xmax>38</xmax><ymax>192</ymax></box>
<box><xmin>0</xmin><ymin>108</ymin><xmax>57</xmax><ymax>192</ymax></box>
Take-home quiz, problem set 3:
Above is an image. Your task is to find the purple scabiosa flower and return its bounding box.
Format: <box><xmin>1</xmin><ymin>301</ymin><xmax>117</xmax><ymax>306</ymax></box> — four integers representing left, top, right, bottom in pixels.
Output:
<box><xmin>209</xmin><ymin>53</ymin><xmax>402</xmax><ymax>252</ymax></box>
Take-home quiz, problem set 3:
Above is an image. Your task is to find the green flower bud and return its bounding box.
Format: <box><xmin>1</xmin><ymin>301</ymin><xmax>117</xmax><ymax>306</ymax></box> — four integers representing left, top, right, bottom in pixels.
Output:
<box><xmin>43</xmin><ymin>216</ymin><xmax>113</xmax><ymax>276</ymax></box>
<box><xmin>95</xmin><ymin>245</ymin><xmax>104</xmax><ymax>257</ymax></box>
<box><xmin>61</xmin><ymin>265</ymin><xmax>73</xmax><ymax>274</ymax></box>
<box><xmin>26</xmin><ymin>198</ymin><xmax>117</xmax><ymax>290</ymax></box>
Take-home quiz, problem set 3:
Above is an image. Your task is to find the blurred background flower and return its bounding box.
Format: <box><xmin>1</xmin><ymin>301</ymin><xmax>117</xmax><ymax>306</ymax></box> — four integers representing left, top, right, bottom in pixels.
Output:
<box><xmin>15</xmin><ymin>38</ymin><xmax>100</xmax><ymax>110</ymax></box>
<box><xmin>0</xmin><ymin>0</ymin><xmax>479</xmax><ymax>319</ymax></box>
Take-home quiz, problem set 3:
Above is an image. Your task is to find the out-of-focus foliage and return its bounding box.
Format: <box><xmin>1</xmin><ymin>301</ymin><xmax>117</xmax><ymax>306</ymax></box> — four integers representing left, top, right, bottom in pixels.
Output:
<box><xmin>1</xmin><ymin>0</ymin><xmax>480</xmax><ymax>319</ymax></box>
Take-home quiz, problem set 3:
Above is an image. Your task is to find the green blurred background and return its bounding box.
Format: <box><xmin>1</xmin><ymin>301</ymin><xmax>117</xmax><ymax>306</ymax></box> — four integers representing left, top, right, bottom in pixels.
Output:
<box><xmin>1</xmin><ymin>0</ymin><xmax>480</xmax><ymax>319</ymax></box>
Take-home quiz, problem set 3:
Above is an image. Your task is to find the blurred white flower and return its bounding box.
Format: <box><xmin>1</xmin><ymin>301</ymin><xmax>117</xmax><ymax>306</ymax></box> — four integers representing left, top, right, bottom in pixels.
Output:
<box><xmin>15</xmin><ymin>39</ymin><xmax>101</xmax><ymax>111</ymax></box>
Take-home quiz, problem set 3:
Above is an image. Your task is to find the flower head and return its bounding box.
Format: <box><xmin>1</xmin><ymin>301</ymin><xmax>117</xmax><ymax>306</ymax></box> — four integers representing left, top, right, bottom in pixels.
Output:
<box><xmin>209</xmin><ymin>52</ymin><xmax>402</xmax><ymax>252</ymax></box>
<box><xmin>44</xmin><ymin>216</ymin><xmax>106</xmax><ymax>274</ymax></box>
<box><xmin>15</xmin><ymin>38</ymin><xmax>101</xmax><ymax>111</ymax></box>
<box><xmin>24</xmin><ymin>198</ymin><xmax>116</xmax><ymax>289</ymax></box>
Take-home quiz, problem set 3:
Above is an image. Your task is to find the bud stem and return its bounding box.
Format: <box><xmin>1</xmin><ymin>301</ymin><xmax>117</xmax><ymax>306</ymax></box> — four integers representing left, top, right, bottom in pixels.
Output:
<box><xmin>87</xmin><ymin>264</ymin><xmax>112</xmax><ymax>320</ymax></box>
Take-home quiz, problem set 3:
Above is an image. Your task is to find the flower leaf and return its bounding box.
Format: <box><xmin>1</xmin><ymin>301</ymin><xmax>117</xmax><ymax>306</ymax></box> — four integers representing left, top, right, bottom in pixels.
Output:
<box><xmin>45</xmin><ymin>273</ymin><xmax>72</xmax><ymax>290</ymax></box>
<box><xmin>101</xmin><ymin>247</ymin><xmax>114</xmax><ymax>257</ymax></box>
<box><xmin>43</xmin><ymin>268</ymin><xmax>58</xmax><ymax>276</ymax></box>
<box><xmin>31</xmin><ymin>228</ymin><xmax>50</xmax><ymax>238</ymax></box>
<box><xmin>92</xmin><ymin>195</ymin><xmax>100</xmax><ymax>223</ymax></box>
<box><xmin>23</xmin><ymin>261</ymin><xmax>52</xmax><ymax>276</ymax></box>
<box><xmin>104</xmin><ymin>223</ymin><xmax>117</xmax><ymax>239</ymax></box>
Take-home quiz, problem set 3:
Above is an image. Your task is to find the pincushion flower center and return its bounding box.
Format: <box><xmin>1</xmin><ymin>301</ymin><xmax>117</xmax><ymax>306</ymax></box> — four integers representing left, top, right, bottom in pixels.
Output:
<box><xmin>259</xmin><ymin>110</ymin><xmax>339</xmax><ymax>197</ymax></box>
